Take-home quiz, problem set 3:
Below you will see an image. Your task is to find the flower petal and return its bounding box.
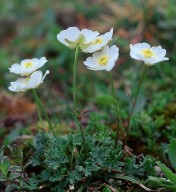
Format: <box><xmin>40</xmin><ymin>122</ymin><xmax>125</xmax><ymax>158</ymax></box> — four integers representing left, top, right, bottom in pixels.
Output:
<box><xmin>9</xmin><ymin>57</ymin><xmax>47</xmax><ymax>76</ymax></box>
<box><xmin>83</xmin><ymin>45</ymin><xmax>119</xmax><ymax>71</ymax></box>
<box><xmin>9</xmin><ymin>64</ymin><xmax>23</xmax><ymax>74</ymax></box>
<box><xmin>8</xmin><ymin>81</ymin><xmax>26</xmax><ymax>92</ymax></box>
<box><xmin>80</xmin><ymin>29</ymin><xmax>99</xmax><ymax>44</ymax></box>
<box><xmin>42</xmin><ymin>70</ymin><xmax>50</xmax><ymax>81</ymax></box>
<box><xmin>130</xmin><ymin>42</ymin><xmax>169</xmax><ymax>65</ymax></box>
<box><xmin>26</xmin><ymin>71</ymin><xmax>43</xmax><ymax>89</ymax></box>
<box><xmin>82</xmin><ymin>28</ymin><xmax>113</xmax><ymax>53</ymax></box>
<box><xmin>93</xmin><ymin>46</ymin><xmax>109</xmax><ymax>59</ymax></box>
<box><xmin>57</xmin><ymin>27</ymin><xmax>80</xmax><ymax>48</ymax></box>
<box><xmin>83</xmin><ymin>57</ymin><xmax>99</xmax><ymax>68</ymax></box>
<box><xmin>109</xmin><ymin>45</ymin><xmax>119</xmax><ymax>62</ymax></box>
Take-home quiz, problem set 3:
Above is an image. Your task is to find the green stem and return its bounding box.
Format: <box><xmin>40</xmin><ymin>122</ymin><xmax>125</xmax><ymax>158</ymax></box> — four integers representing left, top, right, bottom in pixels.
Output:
<box><xmin>78</xmin><ymin>120</ymin><xmax>86</xmax><ymax>151</ymax></box>
<box><xmin>73</xmin><ymin>46</ymin><xmax>79</xmax><ymax>110</ymax></box>
<box><xmin>70</xmin><ymin>146</ymin><xmax>74</xmax><ymax>171</ymax></box>
<box><xmin>108</xmin><ymin>72</ymin><xmax>124</xmax><ymax>147</ymax></box>
<box><xmin>32</xmin><ymin>89</ymin><xmax>55</xmax><ymax>135</ymax></box>
<box><xmin>72</xmin><ymin>46</ymin><xmax>86</xmax><ymax>151</ymax></box>
<box><xmin>128</xmin><ymin>64</ymin><xmax>147</xmax><ymax>131</ymax></box>
<box><xmin>33</xmin><ymin>94</ymin><xmax>43</xmax><ymax>123</ymax></box>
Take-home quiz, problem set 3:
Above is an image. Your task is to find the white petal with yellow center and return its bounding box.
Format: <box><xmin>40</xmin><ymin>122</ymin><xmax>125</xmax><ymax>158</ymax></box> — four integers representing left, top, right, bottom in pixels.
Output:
<box><xmin>98</xmin><ymin>55</ymin><xmax>108</xmax><ymax>66</ymax></box>
<box><xmin>141</xmin><ymin>48</ymin><xmax>155</xmax><ymax>58</ymax></box>
<box><xmin>91</xmin><ymin>38</ymin><xmax>103</xmax><ymax>45</ymax></box>
<box><xmin>9</xmin><ymin>57</ymin><xmax>47</xmax><ymax>76</ymax></box>
<box><xmin>57</xmin><ymin>27</ymin><xmax>99</xmax><ymax>49</ymax></box>
<box><xmin>8</xmin><ymin>70</ymin><xmax>49</xmax><ymax>92</ymax></box>
<box><xmin>23</xmin><ymin>61</ymin><xmax>33</xmax><ymax>68</ymax></box>
<box><xmin>83</xmin><ymin>45</ymin><xmax>119</xmax><ymax>71</ymax></box>
<box><xmin>82</xmin><ymin>28</ymin><xmax>113</xmax><ymax>53</ymax></box>
<box><xmin>130</xmin><ymin>43</ymin><xmax>169</xmax><ymax>65</ymax></box>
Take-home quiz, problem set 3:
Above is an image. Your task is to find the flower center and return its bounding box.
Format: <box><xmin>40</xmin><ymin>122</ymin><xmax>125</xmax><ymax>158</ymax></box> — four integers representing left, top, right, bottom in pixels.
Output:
<box><xmin>98</xmin><ymin>55</ymin><xmax>108</xmax><ymax>66</ymax></box>
<box><xmin>92</xmin><ymin>38</ymin><xmax>103</xmax><ymax>45</ymax></box>
<box><xmin>24</xmin><ymin>62</ymin><xmax>33</xmax><ymax>68</ymax></box>
<box><xmin>141</xmin><ymin>49</ymin><xmax>155</xmax><ymax>58</ymax></box>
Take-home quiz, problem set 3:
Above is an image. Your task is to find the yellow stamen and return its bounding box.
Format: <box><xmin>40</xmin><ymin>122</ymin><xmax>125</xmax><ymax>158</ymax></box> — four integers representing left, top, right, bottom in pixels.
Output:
<box><xmin>141</xmin><ymin>48</ymin><xmax>155</xmax><ymax>58</ymax></box>
<box><xmin>92</xmin><ymin>38</ymin><xmax>103</xmax><ymax>45</ymax></box>
<box><xmin>24</xmin><ymin>62</ymin><xmax>33</xmax><ymax>68</ymax></box>
<box><xmin>98</xmin><ymin>55</ymin><xmax>108</xmax><ymax>66</ymax></box>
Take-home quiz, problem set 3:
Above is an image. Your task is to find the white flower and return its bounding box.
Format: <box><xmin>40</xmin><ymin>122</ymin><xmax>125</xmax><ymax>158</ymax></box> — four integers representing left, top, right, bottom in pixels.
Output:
<box><xmin>9</xmin><ymin>57</ymin><xmax>47</xmax><ymax>76</ymax></box>
<box><xmin>57</xmin><ymin>27</ymin><xmax>99</xmax><ymax>49</ymax></box>
<box><xmin>83</xmin><ymin>45</ymin><xmax>119</xmax><ymax>71</ymax></box>
<box><xmin>82</xmin><ymin>28</ymin><xmax>113</xmax><ymax>53</ymax></box>
<box><xmin>8</xmin><ymin>70</ymin><xmax>49</xmax><ymax>92</ymax></box>
<box><xmin>130</xmin><ymin>43</ymin><xmax>169</xmax><ymax>65</ymax></box>
<box><xmin>69</xmin><ymin>185</ymin><xmax>74</xmax><ymax>190</ymax></box>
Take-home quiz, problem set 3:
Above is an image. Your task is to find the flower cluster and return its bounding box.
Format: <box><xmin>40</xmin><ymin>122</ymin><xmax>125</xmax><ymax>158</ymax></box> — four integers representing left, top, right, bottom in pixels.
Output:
<box><xmin>9</xmin><ymin>27</ymin><xmax>169</xmax><ymax>92</ymax></box>
<box><xmin>57</xmin><ymin>27</ymin><xmax>119</xmax><ymax>71</ymax></box>
<box><xmin>57</xmin><ymin>27</ymin><xmax>169</xmax><ymax>71</ymax></box>
<box><xmin>57</xmin><ymin>27</ymin><xmax>113</xmax><ymax>53</ymax></box>
<box><xmin>8</xmin><ymin>57</ymin><xmax>49</xmax><ymax>92</ymax></box>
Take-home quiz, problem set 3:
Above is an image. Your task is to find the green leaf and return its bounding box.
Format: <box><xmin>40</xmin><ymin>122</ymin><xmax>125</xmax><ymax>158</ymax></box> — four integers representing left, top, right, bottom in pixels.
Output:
<box><xmin>7</xmin><ymin>145</ymin><xmax>23</xmax><ymax>164</ymax></box>
<box><xmin>112</xmin><ymin>174</ymin><xmax>153</xmax><ymax>191</ymax></box>
<box><xmin>133</xmin><ymin>94</ymin><xmax>146</xmax><ymax>114</ymax></box>
<box><xmin>0</xmin><ymin>156</ymin><xmax>10</xmax><ymax>176</ymax></box>
<box><xmin>41</xmin><ymin>169</ymin><xmax>51</xmax><ymax>182</ymax></box>
<box><xmin>102</xmin><ymin>187</ymin><xmax>111</xmax><ymax>192</ymax></box>
<box><xmin>157</xmin><ymin>161</ymin><xmax>176</xmax><ymax>184</ymax></box>
<box><xmin>102</xmin><ymin>187</ymin><xmax>112</xmax><ymax>192</ymax></box>
<box><xmin>5</xmin><ymin>185</ymin><xmax>13</xmax><ymax>192</ymax></box>
<box><xmin>148</xmin><ymin>176</ymin><xmax>176</xmax><ymax>191</ymax></box>
<box><xmin>168</xmin><ymin>138</ymin><xmax>176</xmax><ymax>171</ymax></box>
<box><xmin>95</xmin><ymin>94</ymin><xmax>114</xmax><ymax>107</ymax></box>
<box><xmin>10</xmin><ymin>165</ymin><xmax>22</xmax><ymax>172</ymax></box>
<box><xmin>3</xmin><ymin>129</ymin><xmax>21</xmax><ymax>145</ymax></box>
<box><xmin>154</xmin><ymin>115</ymin><xmax>165</xmax><ymax>129</ymax></box>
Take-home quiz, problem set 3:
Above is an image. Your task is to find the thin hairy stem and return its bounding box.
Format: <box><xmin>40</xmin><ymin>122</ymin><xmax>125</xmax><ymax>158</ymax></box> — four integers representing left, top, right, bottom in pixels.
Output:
<box><xmin>108</xmin><ymin>72</ymin><xmax>125</xmax><ymax>148</ymax></box>
<box><xmin>33</xmin><ymin>94</ymin><xmax>43</xmax><ymax>123</ymax></box>
<box><xmin>127</xmin><ymin>64</ymin><xmax>147</xmax><ymax>131</ymax></box>
<box><xmin>72</xmin><ymin>46</ymin><xmax>86</xmax><ymax>152</ymax></box>
<box><xmin>32</xmin><ymin>89</ymin><xmax>55</xmax><ymax>134</ymax></box>
<box><xmin>73</xmin><ymin>46</ymin><xmax>79</xmax><ymax>109</ymax></box>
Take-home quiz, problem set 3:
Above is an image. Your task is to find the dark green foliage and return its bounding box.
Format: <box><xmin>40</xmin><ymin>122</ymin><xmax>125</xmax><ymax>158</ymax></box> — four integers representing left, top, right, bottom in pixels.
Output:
<box><xmin>129</xmin><ymin>88</ymin><xmax>176</xmax><ymax>158</ymax></box>
<box><xmin>0</xmin><ymin>131</ymin><xmax>157</xmax><ymax>191</ymax></box>
<box><xmin>168</xmin><ymin>138</ymin><xmax>176</xmax><ymax>170</ymax></box>
<box><xmin>147</xmin><ymin>138</ymin><xmax>176</xmax><ymax>192</ymax></box>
